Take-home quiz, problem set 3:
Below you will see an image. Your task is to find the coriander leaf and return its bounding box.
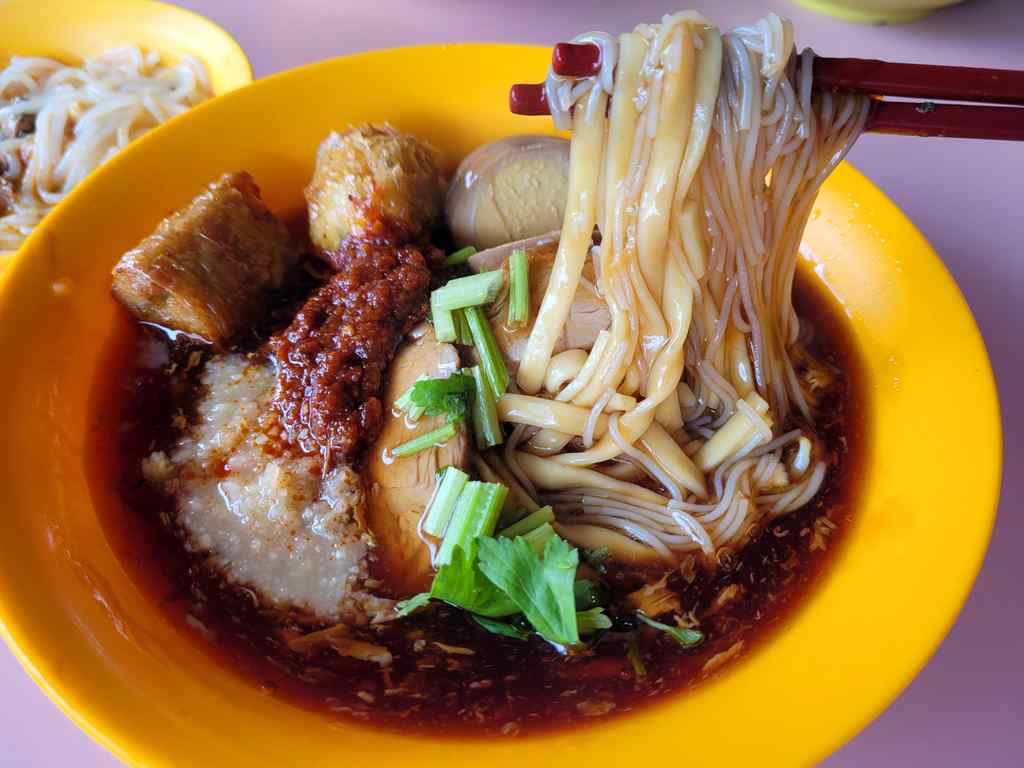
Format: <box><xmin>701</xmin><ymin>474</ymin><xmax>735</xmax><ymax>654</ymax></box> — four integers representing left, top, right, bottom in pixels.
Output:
<box><xmin>576</xmin><ymin>607</ymin><xmax>612</xmax><ymax>635</ymax></box>
<box><xmin>395</xmin><ymin>592</ymin><xmax>431</xmax><ymax>616</ymax></box>
<box><xmin>471</xmin><ymin>614</ymin><xmax>530</xmax><ymax>641</ymax></box>
<box><xmin>573</xmin><ymin>579</ymin><xmax>606</xmax><ymax>611</ymax></box>
<box><xmin>477</xmin><ymin>534</ymin><xmax>580</xmax><ymax>648</ymax></box>
<box><xmin>637</xmin><ymin>612</ymin><xmax>703</xmax><ymax>649</ymax></box>
<box><xmin>429</xmin><ymin>541</ymin><xmax>518</xmax><ymax>618</ymax></box>
<box><xmin>440</xmin><ymin>392</ymin><xmax>468</xmax><ymax>422</ymax></box>
<box><xmin>406</xmin><ymin>373</ymin><xmax>474</xmax><ymax>421</ymax></box>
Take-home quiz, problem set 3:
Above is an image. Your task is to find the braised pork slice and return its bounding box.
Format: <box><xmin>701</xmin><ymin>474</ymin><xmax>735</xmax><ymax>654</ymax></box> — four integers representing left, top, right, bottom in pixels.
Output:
<box><xmin>111</xmin><ymin>171</ymin><xmax>294</xmax><ymax>343</ymax></box>
<box><xmin>365</xmin><ymin>327</ymin><xmax>469</xmax><ymax>595</ymax></box>
<box><xmin>469</xmin><ymin>236</ymin><xmax>610</xmax><ymax>373</ymax></box>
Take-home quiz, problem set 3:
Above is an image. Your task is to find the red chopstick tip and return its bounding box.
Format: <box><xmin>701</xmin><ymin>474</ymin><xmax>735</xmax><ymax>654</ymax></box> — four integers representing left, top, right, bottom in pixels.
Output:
<box><xmin>552</xmin><ymin>42</ymin><xmax>601</xmax><ymax>77</ymax></box>
<box><xmin>510</xmin><ymin>83</ymin><xmax>549</xmax><ymax>116</ymax></box>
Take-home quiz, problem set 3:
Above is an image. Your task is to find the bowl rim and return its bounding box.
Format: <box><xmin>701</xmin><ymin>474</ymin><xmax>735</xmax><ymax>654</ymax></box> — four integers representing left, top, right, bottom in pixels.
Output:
<box><xmin>0</xmin><ymin>42</ymin><xmax>1003</xmax><ymax>767</ymax></box>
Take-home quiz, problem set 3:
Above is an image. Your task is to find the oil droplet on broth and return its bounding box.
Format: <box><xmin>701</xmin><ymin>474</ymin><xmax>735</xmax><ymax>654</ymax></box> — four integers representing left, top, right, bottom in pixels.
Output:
<box><xmin>51</xmin><ymin>278</ymin><xmax>73</xmax><ymax>295</ymax></box>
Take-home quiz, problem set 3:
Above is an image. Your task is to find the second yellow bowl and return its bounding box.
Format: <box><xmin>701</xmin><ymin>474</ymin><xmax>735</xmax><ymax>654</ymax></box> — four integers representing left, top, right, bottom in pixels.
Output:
<box><xmin>0</xmin><ymin>0</ymin><xmax>252</xmax><ymax>275</ymax></box>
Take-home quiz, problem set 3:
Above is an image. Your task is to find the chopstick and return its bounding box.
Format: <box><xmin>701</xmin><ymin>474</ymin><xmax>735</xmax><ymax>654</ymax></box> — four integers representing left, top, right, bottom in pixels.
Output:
<box><xmin>510</xmin><ymin>41</ymin><xmax>1024</xmax><ymax>141</ymax></box>
<box><xmin>866</xmin><ymin>102</ymin><xmax>1024</xmax><ymax>140</ymax></box>
<box><xmin>812</xmin><ymin>57</ymin><xmax>1024</xmax><ymax>106</ymax></box>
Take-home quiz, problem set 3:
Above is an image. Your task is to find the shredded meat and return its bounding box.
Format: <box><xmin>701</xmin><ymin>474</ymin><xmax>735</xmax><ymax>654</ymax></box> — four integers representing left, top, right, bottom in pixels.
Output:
<box><xmin>269</xmin><ymin>237</ymin><xmax>442</xmax><ymax>461</ymax></box>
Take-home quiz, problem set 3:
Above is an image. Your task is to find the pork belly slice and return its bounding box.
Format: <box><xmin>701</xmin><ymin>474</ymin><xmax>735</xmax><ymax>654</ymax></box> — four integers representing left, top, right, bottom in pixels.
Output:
<box><xmin>112</xmin><ymin>171</ymin><xmax>295</xmax><ymax>344</ymax></box>
<box><xmin>144</xmin><ymin>354</ymin><xmax>394</xmax><ymax>624</ymax></box>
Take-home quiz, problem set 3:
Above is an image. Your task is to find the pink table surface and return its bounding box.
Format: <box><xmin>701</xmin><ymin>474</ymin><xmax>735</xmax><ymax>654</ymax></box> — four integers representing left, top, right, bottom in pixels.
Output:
<box><xmin>2</xmin><ymin>1</ymin><xmax>1021</xmax><ymax>765</ymax></box>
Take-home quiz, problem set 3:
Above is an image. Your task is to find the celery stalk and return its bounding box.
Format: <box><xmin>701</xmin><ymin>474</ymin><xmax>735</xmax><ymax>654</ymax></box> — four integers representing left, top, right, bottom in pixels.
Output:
<box><xmin>432</xmin><ymin>270</ymin><xmax>504</xmax><ymax>311</ymax></box>
<box><xmin>454</xmin><ymin>309</ymin><xmax>474</xmax><ymax>346</ymax></box>
<box><xmin>521</xmin><ymin>522</ymin><xmax>556</xmax><ymax>555</ymax></box>
<box><xmin>467</xmin><ymin>483</ymin><xmax>508</xmax><ymax>541</ymax></box>
<box><xmin>464</xmin><ymin>305</ymin><xmax>509</xmax><ymax>398</ymax></box>
<box><xmin>442</xmin><ymin>246</ymin><xmax>477</xmax><ymax>268</ymax></box>
<box><xmin>394</xmin><ymin>388</ymin><xmax>415</xmax><ymax>414</ymax></box>
<box><xmin>436</xmin><ymin>482</ymin><xmax>486</xmax><ymax>566</ymax></box>
<box><xmin>391</xmin><ymin>422</ymin><xmax>457</xmax><ymax>458</ymax></box>
<box><xmin>422</xmin><ymin>466</ymin><xmax>470</xmax><ymax>538</ymax></box>
<box><xmin>499</xmin><ymin>506</ymin><xmax>554</xmax><ymax>539</ymax></box>
<box><xmin>394</xmin><ymin>386</ymin><xmax>425</xmax><ymax>421</ymax></box>
<box><xmin>468</xmin><ymin>365</ymin><xmax>502</xmax><ymax>449</ymax></box>
<box><xmin>431</xmin><ymin>292</ymin><xmax>457</xmax><ymax>342</ymax></box>
<box><xmin>507</xmin><ymin>248</ymin><xmax>529</xmax><ymax>328</ymax></box>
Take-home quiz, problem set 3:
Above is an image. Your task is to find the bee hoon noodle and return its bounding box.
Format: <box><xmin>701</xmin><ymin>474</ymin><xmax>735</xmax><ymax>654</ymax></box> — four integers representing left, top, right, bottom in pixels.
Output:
<box><xmin>0</xmin><ymin>47</ymin><xmax>210</xmax><ymax>252</ymax></box>
<box><xmin>500</xmin><ymin>13</ymin><xmax>869</xmax><ymax>562</ymax></box>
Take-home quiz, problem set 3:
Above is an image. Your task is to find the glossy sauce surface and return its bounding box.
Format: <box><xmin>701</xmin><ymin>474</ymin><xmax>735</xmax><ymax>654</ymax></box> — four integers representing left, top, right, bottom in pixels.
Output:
<box><xmin>270</xmin><ymin>237</ymin><xmax>441</xmax><ymax>460</ymax></box>
<box><xmin>85</xmin><ymin>274</ymin><xmax>865</xmax><ymax>738</ymax></box>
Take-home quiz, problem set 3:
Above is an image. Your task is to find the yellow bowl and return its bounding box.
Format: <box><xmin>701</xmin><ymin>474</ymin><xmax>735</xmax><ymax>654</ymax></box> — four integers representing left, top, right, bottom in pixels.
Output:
<box><xmin>793</xmin><ymin>0</ymin><xmax>965</xmax><ymax>24</ymax></box>
<box><xmin>0</xmin><ymin>0</ymin><xmax>252</xmax><ymax>274</ymax></box>
<box><xmin>0</xmin><ymin>45</ymin><xmax>1001</xmax><ymax>766</ymax></box>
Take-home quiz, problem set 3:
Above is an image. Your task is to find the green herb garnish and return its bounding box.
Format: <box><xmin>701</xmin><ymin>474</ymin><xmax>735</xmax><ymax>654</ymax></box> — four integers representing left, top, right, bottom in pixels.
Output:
<box><xmin>391</xmin><ymin>421</ymin><xmax>458</xmax><ymax>458</ymax></box>
<box><xmin>573</xmin><ymin>579</ymin><xmax>605</xmax><ymax>611</ymax></box>
<box><xmin>431</xmin><ymin>270</ymin><xmax>504</xmax><ymax>312</ymax></box>
<box><xmin>429</xmin><ymin>541</ymin><xmax>519</xmax><ymax>618</ymax></box>
<box><xmin>464</xmin><ymin>305</ymin><xmax>509</xmax><ymax>399</ymax></box>
<box><xmin>395</xmin><ymin>592</ymin><xmax>431</xmax><ymax>617</ymax></box>
<box><xmin>443</xmin><ymin>245</ymin><xmax>477</xmax><ymax>268</ymax></box>
<box><xmin>421</xmin><ymin>466</ymin><xmax>469</xmax><ymax>538</ymax></box>
<box><xmin>576</xmin><ymin>607</ymin><xmax>612</xmax><ymax>635</ymax></box>
<box><xmin>453</xmin><ymin>308</ymin><xmax>474</xmax><ymax>345</ymax></box>
<box><xmin>471</xmin><ymin>614</ymin><xmax>530</xmax><ymax>640</ymax></box>
<box><xmin>637</xmin><ymin>612</ymin><xmax>703</xmax><ymax>649</ymax></box>
<box><xmin>468</xmin><ymin>364</ymin><xmax>502</xmax><ymax>449</ymax></box>
<box><xmin>477</xmin><ymin>535</ymin><xmax>581</xmax><ymax>648</ymax></box>
<box><xmin>498</xmin><ymin>505</ymin><xmax>554</xmax><ymax>539</ymax></box>
<box><xmin>397</xmin><ymin>373</ymin><xmax>473</xmax><ymax>423</ymax></box>
<box><xmin>507</xmin><ymin>248</ymin><xmax>529</xmax><ymax>328</ymax></box>
<box><xmin>436</xmin><ymin>481</ymin><xmax>507</xmax><ymax>566</ymax></box>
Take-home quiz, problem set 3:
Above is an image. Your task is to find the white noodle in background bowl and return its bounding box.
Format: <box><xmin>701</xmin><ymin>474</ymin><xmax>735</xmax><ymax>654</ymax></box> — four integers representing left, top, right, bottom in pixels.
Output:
<box><xmin>0</xmin><ymin>0</ymin><xmax>251</xmax><ymax>273</ymax></box>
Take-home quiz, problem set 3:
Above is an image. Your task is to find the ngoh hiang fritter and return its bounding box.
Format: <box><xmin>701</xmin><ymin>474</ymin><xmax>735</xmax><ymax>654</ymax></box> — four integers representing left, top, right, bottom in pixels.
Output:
<box><xmin>91</xmin><ymin>10</ymin><xmax>866</xmax><ymax>738</ymax></box>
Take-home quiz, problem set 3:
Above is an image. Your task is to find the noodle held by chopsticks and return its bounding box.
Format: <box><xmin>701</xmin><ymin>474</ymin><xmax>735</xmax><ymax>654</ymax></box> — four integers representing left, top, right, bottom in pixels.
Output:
<box><xmin>500</xmin><ymin>12</ymin><xmax>865</xmax><ymax>559</ymax></box>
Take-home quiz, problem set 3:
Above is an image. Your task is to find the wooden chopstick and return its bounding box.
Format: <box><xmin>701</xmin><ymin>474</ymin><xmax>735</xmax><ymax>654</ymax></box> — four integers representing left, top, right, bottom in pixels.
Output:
<box><xmin>551</xmin><ymin>42</ymin><xmax>1024</xmax><ymax>105</ymax></box>
<box><xmin>866</xmin><ymin>101</ymin><xmax>1024</xmax><ymax>141</ymax></box>
<box><xmin>813</xmin><ymin>57</ymin><xmax>1024</xmax><ymax>106</ymax></box>
<box><xmin>515</xmin><ymin>41</ymin><xmax>1024</xmax><ymax>141</ymax></box>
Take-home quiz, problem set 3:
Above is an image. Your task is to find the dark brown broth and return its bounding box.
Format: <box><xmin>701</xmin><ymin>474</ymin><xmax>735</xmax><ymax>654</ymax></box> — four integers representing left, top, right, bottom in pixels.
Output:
<box><xmin>85</xmin><ymin>274</ymin><xmax>866</xmax><ymax>738</ymax></box>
